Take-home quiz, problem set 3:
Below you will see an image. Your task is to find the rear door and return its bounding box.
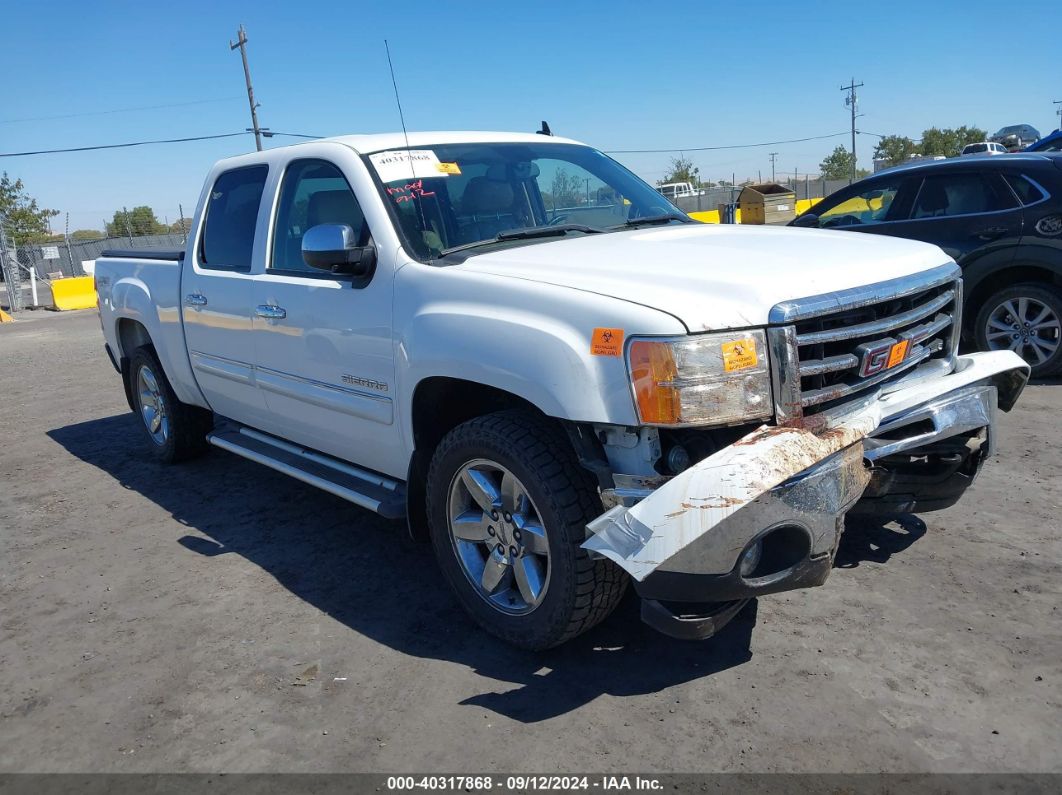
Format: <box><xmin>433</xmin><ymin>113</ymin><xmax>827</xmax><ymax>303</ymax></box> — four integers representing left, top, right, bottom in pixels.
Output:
<box><xmin>182</xmin><ymin>164</ymin><xmax>272</xmax><ymax>426</ymax></box>
<box><xmin>249</xmin><ymin>150</ymin><xmax>399</xmax><ymax>477</ymax></box>
<box><xmin>886</xmin><ymin>170</ymin><xmax>1022</xmax><ymax>267</ymax></box>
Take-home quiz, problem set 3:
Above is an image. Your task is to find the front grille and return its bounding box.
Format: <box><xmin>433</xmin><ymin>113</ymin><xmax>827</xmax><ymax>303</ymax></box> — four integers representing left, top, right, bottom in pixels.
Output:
<box><xmin>768</xmin><ymin>265</ymin><xmax>962</xmax><ymax>423</ymax></box>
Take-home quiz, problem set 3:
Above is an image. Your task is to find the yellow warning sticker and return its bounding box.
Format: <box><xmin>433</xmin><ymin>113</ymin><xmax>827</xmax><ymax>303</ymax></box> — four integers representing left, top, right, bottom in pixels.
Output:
<box><xmin>437</xmin><ymin>162</ymin><xmax>462</xmax><ymax>175</ymax></box>
<box><xmin>722</xmin><ymin>337</ymin><xmax>758</xmax><ymax>372</ymax></box>
<box><xmin>591</xmin><ymin>328</ymin><xmax>624</xmax><ymax>357</ymax></box>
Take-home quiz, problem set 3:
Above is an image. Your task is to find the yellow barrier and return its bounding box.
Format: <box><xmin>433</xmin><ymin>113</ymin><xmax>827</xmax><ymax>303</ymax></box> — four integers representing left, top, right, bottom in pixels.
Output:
<box><xmin>50</xmin><ymin>275</ymin><xmax>97</xmax><ymax>311</ymax></box>
<box><xmin>0</xmin><ymin>308</ymin><xmax>13</xmax><ymax>323</ymax></box>
<box><xmin>689</xmin><ymin>208</ymin><xmax>743</xmax><ymax>224</ymax></box>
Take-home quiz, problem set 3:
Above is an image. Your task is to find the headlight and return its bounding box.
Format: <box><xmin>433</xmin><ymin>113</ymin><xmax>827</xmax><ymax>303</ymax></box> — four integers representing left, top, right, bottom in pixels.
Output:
<box><xmin>627</xmin><ymin>330</ymin><xmax>772</xmax><ymax>426</ymax></box>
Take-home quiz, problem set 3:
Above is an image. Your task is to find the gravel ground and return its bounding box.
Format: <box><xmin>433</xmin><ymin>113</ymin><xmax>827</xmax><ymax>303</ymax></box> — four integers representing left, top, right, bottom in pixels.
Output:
<box><xmin>0</xmin><ymin>310</ymin><xmax>1059</xmax><ymax>773</ymax></box>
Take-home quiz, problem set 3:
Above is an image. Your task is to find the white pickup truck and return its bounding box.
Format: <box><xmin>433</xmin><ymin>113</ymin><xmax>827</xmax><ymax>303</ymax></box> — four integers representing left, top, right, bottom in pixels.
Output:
<box><xmin>95</xmin><ymin>131</ymin><xmax>1030</xmax><ymax>649</ymax></box>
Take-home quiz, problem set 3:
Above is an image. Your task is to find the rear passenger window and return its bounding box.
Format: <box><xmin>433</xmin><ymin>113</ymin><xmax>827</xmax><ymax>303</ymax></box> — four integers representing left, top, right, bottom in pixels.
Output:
<box><xmin>911</xmin><ymin>174</ymin><xmax>1008</xmax><ymax>218</ymax></box>
<box><xmin>199</xmin><ymin>165</ymin><xmax>268</xmax><ymax>271</ymax></box>
<box><xmin>1004</xmin><ymin>174</ymin><xmax>1047</xmax><ymax>206</ymax></box>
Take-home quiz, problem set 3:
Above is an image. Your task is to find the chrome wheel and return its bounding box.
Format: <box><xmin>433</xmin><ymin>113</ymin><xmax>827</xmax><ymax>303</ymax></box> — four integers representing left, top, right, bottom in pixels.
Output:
<box><xmin>446</xmin><ymin>459</ymin><xmax>551</xmax><ymax>615</ymax></box>
<box><xmin>136</xmin><ymin>364</ymin><xmax>169</xmax><ymax>446</ymax></box>
<box><xmin>985</xmin><ymin>295</ymin><xmax>1060</xmax><ymax>367</ymax></box>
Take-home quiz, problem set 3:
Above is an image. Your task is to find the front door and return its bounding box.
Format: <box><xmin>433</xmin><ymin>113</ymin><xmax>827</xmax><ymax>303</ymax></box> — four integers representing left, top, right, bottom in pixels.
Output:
<box><xmin>250</xmin><ymin>157</ymin><xmax>398</xmax><ymax>477</ymax></box>
<box><xmin>885</xmin><ymin>171</ymin><xmax>1023</xmax><ymax>267</ymax></box>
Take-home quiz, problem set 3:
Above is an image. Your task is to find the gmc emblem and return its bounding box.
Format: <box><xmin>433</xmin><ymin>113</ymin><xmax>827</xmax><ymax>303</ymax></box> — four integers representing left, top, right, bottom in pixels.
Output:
<box><xmin>856</xmin><ymin>338</ymin><xmax>910</xmax><ymax>377</ymax></box>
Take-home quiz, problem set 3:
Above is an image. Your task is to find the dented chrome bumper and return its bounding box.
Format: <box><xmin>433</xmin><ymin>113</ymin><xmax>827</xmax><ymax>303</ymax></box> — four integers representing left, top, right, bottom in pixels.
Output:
<box><xmin>583</xmin><ymin>350</ymin><xmax>1030</xmax><ymax>639</ymax></box>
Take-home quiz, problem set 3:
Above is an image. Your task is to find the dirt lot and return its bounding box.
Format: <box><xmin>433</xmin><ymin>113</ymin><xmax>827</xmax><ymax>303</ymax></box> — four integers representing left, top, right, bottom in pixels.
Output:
<box><xmin>0</xmin><ymin>310</ymin><xmax>1059</xmax><ymax>774</ymax></box>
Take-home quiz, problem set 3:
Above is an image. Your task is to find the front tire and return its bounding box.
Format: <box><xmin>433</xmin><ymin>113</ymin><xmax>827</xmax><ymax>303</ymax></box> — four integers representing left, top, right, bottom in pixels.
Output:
<box><xmin>974</xmin><ymin>283</ymin><xmax>1062</xmax><ymax>377</ymax></box>
<box><xmin>128</xmin><ymin>346</ymin><xmax>213</xmax><ymax>464</ymax></box>
<box><xmin>426</xmin><ymin>410</ymin><xmax>627</xmax><ymax>650</ymax></box>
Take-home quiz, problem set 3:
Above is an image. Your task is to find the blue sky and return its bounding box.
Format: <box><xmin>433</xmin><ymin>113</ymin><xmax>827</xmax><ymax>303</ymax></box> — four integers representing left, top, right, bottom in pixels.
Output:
<box><xmin>3</xmin><ymin>0</ymin><xmax>1060</xmax><ymax>232</ymax></box>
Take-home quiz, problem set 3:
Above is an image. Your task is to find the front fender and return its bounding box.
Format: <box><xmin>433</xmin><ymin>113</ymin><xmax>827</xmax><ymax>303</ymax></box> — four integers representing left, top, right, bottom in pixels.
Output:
<box><xmin>394</xmin><ymin>263</ymin><xmax>686</xmax><ymax>449</ymax></box>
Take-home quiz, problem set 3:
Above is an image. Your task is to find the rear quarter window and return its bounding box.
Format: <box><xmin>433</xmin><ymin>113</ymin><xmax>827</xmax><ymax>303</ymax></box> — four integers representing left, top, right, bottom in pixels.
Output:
<box><xmin>199</xmin><ymin>165</ymin><xmax>269</xmax><ymax>271</ymax></box>
<box><xmin>1004</xmin><ymin>174</ymin><xmax>1048</xmax><ymax>206</ymax></box>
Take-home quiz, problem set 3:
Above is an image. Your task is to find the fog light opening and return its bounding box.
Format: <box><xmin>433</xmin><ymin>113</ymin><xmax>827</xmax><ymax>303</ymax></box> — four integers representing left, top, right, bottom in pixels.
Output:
<box><xmin>741</xmin><ymin>524</ymin><xmax>811</xmax><ymax>580</ymax></box>
<box><xmin>666</xmin><ymin>445</ymin><xmax>691</xmax><ymax>474</ymax></box>
<box><xmin>738</xmin><ymin>539</ymin><xmax>762</xmax><ymax>577</ymax></box>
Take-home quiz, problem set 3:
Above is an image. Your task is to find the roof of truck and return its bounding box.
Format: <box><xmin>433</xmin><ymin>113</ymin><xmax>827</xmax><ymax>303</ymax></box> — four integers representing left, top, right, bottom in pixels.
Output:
<box><xmin>315</xmin><ymin>130</ymin><xmax>585</xmax><ymax>153</ymax></box>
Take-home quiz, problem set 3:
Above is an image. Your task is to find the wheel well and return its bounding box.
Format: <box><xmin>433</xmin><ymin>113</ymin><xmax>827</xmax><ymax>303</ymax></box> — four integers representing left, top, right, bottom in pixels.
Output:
<box><xmin>965</xmin><ymin>264</ymin><xmax>1062</xmax><ymax>334</ymax></box>
<box><xmin>404</xmin><ymin>377</ymin><xmax>546</xmax><ymax>541</ymax></box>
<box><xmin>116</xmin><ymin>319</ymin><xmax>153</xmax><ymax>410</ymax></box>
<box><xmin>117</xmin><ymin>318</ymin><xmax>153</xmax><ymax>358</ymax></box>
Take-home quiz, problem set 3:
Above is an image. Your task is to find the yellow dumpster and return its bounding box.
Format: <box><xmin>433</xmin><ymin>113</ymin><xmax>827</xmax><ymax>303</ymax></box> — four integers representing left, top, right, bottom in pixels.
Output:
<box><xmin>50</xmin><ymin>275</ymin><xmax>97</xmax><ymax>311</ymax></box>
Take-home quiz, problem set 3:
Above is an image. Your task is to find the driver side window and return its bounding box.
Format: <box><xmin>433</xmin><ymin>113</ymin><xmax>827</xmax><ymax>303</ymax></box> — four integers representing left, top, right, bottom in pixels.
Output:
<box><xmin>535</xmin><ymin>158</ymin><xmax>630</xmax><ymax>228</ymax></box>
<box><xmin>818</xmin><ymin>181</ymin><xmax>902</xmax><ymax>228</ymax></box>
<box><xmin>271</xmin><ymin>159</ymin><xmax>370</xmax><ymax>273</ymax></box>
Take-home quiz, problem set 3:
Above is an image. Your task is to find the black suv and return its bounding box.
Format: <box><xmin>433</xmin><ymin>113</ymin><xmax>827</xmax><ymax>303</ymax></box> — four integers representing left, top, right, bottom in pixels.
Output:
<box><xmin>791</xmin><ymin>153</ymin><xmax>1062</xmax><ymax>376</ymax></box>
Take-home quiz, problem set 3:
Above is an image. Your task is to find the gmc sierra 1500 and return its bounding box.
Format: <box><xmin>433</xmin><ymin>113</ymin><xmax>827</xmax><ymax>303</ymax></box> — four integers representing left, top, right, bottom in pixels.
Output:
<box><xmin>95</xmin><ymin>131</ymin><xmax>1029</xmax><ymax>649</ymax></box>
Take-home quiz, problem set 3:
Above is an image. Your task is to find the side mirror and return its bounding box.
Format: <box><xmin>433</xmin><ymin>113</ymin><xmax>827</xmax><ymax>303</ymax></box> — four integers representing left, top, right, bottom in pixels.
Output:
<box><xmin>792</xmin><ymin>213</ymin><xmax>820</xmax><ymax>228</ymax></box>
<box><xmin>302</xmin><ymin>224</ymin><xmax>376</xmax><ymax>278</ymax></box>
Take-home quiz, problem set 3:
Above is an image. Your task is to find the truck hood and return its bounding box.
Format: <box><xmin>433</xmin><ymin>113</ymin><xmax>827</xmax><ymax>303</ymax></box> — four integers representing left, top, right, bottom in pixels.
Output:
<box><xmin>456</xmin><ymin>224</ymin><xmax>951</xmax><ymax>331</ymax></box>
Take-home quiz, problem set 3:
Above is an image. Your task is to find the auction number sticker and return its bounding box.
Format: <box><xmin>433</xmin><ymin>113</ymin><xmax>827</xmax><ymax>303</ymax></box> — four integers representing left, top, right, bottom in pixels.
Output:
<box><xmin>370</xmin><ymin>149</ymin><xmax>446</xmax><ymax>183</ymax></box>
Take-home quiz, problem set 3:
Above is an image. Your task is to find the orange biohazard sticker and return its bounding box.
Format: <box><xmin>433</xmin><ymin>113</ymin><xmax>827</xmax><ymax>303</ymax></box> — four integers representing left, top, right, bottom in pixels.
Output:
<box><xmin>887</xmin><ymin>339</ymin><xmax>909</xmax><ymax>368</ymax></box>
<box><xmin>721</xmin><ymin>337</ymin><xmax>759</xmax><ymax>372</ymax></box>
<box><xmin>436</xmin><ymin>162</ymin><xmax>461</xmax><ymax>175</ymax></box>
<box><xmin>591</xmin><ymin>328</ymin><xmax>624</xmax><ymax>356</ymax></box>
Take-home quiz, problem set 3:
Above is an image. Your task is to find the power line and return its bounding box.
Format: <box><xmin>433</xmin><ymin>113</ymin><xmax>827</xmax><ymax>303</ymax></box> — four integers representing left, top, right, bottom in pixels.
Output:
<box><xmin>0</xmin><ymin>132</ymin><xmax>250</xmax><ymax>158</ymax></box>
<box><xmin>605</xmin><ymin>131</ymin><xmax>848</xmax><ymax>154</ymax></box>
<box><xmin>0</xmin><ymin>96</ymin><xmax>244</xmax><ymax>125</ymax></box>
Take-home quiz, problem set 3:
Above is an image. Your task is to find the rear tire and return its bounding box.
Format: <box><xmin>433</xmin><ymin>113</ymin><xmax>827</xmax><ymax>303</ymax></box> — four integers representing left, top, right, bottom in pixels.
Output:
<box><xmin>426</xmin><ymin>410</ymin><xmax>627</xmax><ymax>650</ymax></box>
<box><xmin>128</xmin><ymin>346</ymin><xmax>213</xmax><ymax>464</ymax></box>
<box><xmin>974</xmin><ymin>283</ymin><xmax>1062</xmax><ymax>377</ymax></box>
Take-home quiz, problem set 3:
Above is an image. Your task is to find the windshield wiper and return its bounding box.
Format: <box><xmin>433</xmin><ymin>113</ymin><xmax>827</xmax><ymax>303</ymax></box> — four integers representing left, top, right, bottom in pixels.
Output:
<box><xmin>612</xmin><ymin>214</ymin><xmax>688</xmax><ymax>229</ymax></box>
<box><xmin>437</xmin><ymin>224</ymin><xmax>604</xmax><ymax>258</ymax></box>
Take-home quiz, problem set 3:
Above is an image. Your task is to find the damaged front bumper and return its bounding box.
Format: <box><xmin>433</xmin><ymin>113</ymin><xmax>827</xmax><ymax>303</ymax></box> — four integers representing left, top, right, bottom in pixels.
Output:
<box><xmin>583</xmin><ymin>350</ymin><xmax>1029</xmax><ymax>640</ymax></box>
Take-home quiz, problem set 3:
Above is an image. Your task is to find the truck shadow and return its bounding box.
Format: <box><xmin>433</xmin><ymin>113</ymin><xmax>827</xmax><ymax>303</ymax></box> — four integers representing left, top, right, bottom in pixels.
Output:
<box><xmin>835</xmin><ymin>514</ymin><xmax>927</xmax><ymax>568</ymax></box>
<box><xmin>49</xmin><ymin>414</ymin><xmax>763</xmax><ymax>723</ymax></box>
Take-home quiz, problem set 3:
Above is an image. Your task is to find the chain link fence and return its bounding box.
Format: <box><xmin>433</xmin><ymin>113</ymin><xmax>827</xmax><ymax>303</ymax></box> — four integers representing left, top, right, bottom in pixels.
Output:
<box><xmin>1</xmin><ymin>214</ymin><xmax>186</xmax><ymax>313</ymax></box>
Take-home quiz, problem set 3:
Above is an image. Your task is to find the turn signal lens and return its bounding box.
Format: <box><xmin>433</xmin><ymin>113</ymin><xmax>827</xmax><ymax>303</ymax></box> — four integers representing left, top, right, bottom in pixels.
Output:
<box><xmin>629</xmin><ymin>340</ymin><xmax>680</xmax><ymax>424</ymax></box>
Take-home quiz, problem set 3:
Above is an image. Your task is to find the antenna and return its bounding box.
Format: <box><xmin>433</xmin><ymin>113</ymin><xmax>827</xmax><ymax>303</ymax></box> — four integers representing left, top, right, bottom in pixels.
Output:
<box><xmin>382</xmin><ymin>39</ymin><xmax>428</xmax><ymax>243</ymax></box>
<box><xmin>384</xmin><ymin>40</ymin><xmax>412</xmax><ymax>157</ymax></box>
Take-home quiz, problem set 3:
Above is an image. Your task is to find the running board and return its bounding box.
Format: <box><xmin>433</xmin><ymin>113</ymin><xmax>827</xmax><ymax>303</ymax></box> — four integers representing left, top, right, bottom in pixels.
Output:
<box><xmin>207</xmin><ymin>426</ymin><xmax>406</xmax><ymax>520</ymax></box>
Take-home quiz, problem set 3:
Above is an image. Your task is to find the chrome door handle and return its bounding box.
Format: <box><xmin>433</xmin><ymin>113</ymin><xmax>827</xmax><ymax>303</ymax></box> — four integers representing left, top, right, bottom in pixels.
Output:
<box><xmin>184</xmin><ymin>293</ymin><xmax>208</xmax><ymax>307</ymax></box>
<box><xmin>255</xmin><ymin>304</ymin><xmax>287</xmax><ymax>319</ymax></box>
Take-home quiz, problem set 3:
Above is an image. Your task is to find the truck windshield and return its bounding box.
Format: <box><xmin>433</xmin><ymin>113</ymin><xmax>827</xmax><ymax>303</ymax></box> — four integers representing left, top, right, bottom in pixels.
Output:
<box><xmin>363</xmin><ymin>142</ymin><xmax>688</xmax><ymax>261</ymax></box>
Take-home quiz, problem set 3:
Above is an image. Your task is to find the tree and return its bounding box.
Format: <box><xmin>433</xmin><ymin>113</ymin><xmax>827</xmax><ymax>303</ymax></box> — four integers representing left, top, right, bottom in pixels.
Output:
<box><xmin>71</xmin><ymin>229</ymin><xmax>104</xmax><ymax>240</ymax></box>
<box><xmin>873</xmin><ymin>135</ymin><xmax>918</xmax><ymax>167</ymax></box>
<box><xmin>819</xmin><ymin>146</ymin><xmax>857</xmax><ymax>180</ymax></box>
<box><xmin>660</xmin><ymin>155</ymin><xmax>700</xmax><ymax>187</ymax></box>
<box><xmin>106</xmin><ymin>206</ymin><xmax>165</xmax><ymax>237</ymax></box>
<box><xmin>919</xmin><ymin>125</ymin><xmax>987</xmax><ymax>158</ymax></box>
<box><xmin>168</xmin><ymin>218</ymin><xmax>194</xmax><ymax>235</ymax></box>
<box><xmin>0</xmin><ymin>173</ymin><xmax>59</xmax><ymax>246</ymax></box>
<box><xmin>549</xmin><ymin>168</ymin><xmax>584</xmax><ymax>208</ymax></box>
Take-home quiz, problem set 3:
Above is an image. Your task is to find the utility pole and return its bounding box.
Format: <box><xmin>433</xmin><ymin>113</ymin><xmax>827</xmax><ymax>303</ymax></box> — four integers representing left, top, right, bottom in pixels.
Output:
<box><xmin>840</xmin><ymin>78</ymin><xmax>864</xmax><ymax>183</ymax></box>
<box><xmin>230</xmin><ymin>25</ymin><xmax>263</xmax><ymax>151</ymax></box>
<box><xmin>769</xmin><ymin>152</ymin><xmax>778</xmax><ymax>182</ymax></box>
